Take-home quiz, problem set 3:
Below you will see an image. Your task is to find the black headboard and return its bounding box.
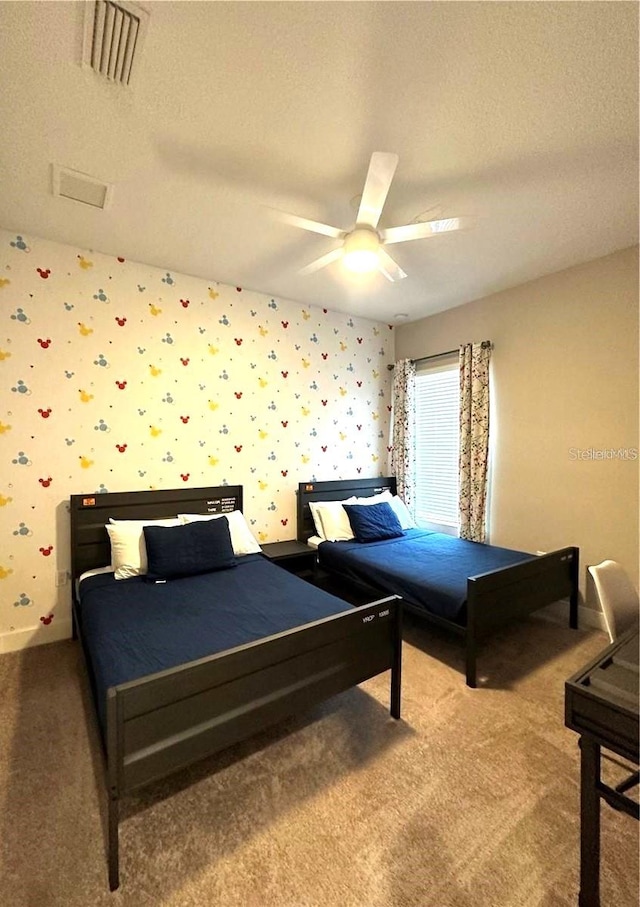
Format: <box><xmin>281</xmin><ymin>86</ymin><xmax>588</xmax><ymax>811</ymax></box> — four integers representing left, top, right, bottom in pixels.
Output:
<box><xmin>70</xmin><ymin>485</ymin><xmax>243</xmax><ymax>591</ymax></box>
<box><xmin>296</xmin><ymin>477</ymin><xmax>397</xmax><ymax>543</ymax></box>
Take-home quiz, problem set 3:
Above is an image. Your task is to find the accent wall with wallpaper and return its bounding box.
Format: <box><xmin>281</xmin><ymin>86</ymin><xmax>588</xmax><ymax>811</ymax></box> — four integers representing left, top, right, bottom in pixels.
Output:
<box><xmin>0</xmin><ymin>228</ymin><xmax>394</xmax><ymax>653</ymax></box>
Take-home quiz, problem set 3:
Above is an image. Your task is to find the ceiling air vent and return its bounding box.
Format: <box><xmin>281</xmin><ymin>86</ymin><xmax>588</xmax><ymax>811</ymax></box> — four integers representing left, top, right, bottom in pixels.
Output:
<box><xmin>52</xmin><ymin>166</ymin><xmax>113</xmax><ymax>209</ymax></box>
<box><xmin>82</xmin><ymin>1</ymin><xmax>149</xmax><ymax>86</ymax></box>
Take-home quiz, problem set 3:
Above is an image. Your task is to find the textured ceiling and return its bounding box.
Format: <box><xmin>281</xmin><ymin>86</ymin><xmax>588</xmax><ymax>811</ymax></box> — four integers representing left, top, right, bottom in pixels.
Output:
<box><xmin>0</xmin><ymin>1</ymin><xmax>637</xmax><ymax>323</ymax></box>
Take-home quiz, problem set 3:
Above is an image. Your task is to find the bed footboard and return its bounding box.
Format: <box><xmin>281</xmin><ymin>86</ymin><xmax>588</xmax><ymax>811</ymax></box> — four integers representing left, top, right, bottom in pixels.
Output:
<box><xmin>105</xmin><ymin>594</ymin><xmax>402</xmax><ymax>890</ymax></box>
<box><xmin>465</xmin><ymin>546</ymin><xmax>579</xmax><ymax>687</ymax></box>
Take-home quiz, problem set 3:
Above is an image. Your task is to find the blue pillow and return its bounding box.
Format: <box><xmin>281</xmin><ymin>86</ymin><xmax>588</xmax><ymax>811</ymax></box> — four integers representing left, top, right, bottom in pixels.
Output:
<box><xmin>143</xmin><ymin>518</ymin><xmax>236</xmax><ymax>580</ymax></box>
<box><xmin>343</xmin><ymin>502</ymin><xmax>404</xmax><ymax>543</ymax></box>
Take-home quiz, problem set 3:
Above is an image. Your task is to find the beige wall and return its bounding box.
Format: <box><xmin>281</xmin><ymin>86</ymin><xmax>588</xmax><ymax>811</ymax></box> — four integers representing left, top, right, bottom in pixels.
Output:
<box><xmin>395</xmin><ymin>246</ymin><xmax>639</xmax><ymax>609</ymax></box>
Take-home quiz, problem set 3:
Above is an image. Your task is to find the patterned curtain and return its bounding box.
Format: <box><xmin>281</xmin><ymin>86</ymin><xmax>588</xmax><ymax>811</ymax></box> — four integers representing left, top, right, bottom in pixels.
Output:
<box><xmin>390</xmin><ymin>358</ymin><xmax>416</xmax><ymax>509</ymax></box>
<box><xmin>459</xmin><ymin>341</ymin><xmax>492</xmax><ymax>542</ymax></box>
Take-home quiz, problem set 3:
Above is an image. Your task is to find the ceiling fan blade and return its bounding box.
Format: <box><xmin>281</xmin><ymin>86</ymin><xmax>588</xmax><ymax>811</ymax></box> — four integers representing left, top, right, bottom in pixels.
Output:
<box><xmin>356</xmin><ymin>152</ymin><xmax>399</xmax><ymax>229</ymax></box>
<box><xmin>378</xmin><ymin>248</ymin><xmax>407</xmax><ymax>282</ymax></box>
<box><xmin>380</xmin><ymin>217</ymin><xmax>462</xmax><ymax>245</ymax></box>
<box><xmin>298</xmin><ymin>247</ymin><xmax>343</xmax><ymax>276</ymax></box>
<box><xmin>273</xmin><ymin>210</ymin><xmax>344</xmax><ymax>239</ymax></box>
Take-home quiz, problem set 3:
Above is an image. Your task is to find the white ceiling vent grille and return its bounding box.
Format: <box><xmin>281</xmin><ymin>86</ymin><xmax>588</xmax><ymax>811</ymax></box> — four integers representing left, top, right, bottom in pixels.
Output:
<box><xmin>82</xmin><ymin>1</ymin><xmax>149</xmax><ymax>86</ymax></box>
<box><xmin>52</xmin><ymin>165</ymin><xmax>113</xmax><ymax>209</ymax></box>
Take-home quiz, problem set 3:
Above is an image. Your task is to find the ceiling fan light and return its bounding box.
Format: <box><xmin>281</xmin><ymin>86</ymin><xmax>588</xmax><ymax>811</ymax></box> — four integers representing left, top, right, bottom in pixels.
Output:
<box><xmin>342</xmin><ymin>227</ymin><xmax>380</xmax><ymax>273</ymax></box>
<box><xmin>343</xmin><ymin>248</ymin><xmax>380</xmax><ymax>273</ymax></box>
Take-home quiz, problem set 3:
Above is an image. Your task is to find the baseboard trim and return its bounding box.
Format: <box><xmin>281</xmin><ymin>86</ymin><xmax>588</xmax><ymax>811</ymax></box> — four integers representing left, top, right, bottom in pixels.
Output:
<box><xmin>536</xmin><ymin>599</ymin><xmax>606</xmax><ymax>632</ymax></box>
<box><xmin>0</xmin><ymin>618</ymin><xmax>73</xmax><ymax>655</ymax></box>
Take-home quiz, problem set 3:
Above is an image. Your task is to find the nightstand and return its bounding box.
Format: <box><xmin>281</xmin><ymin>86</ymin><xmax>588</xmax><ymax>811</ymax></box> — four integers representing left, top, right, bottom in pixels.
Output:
<box><xmin>261</xmin><ymin>540</ymin><xmax>316</xmax><ymax>576</ymax></box>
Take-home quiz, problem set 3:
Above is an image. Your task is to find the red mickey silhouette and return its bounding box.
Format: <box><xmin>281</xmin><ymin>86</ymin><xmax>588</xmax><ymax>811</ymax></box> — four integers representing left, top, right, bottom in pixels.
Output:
<box><xmin>40</xmin><ymin>614</ymin><xmax>54</xmax><ymax>625</ymax></box>
<box><xmin>36</xmin><ymin>268</ymin><xmax>51</xmax><ymax>279</ymax></box>
<box><xmin>180</xmin><ymin>358</ymin><xmax>190</xmax><ymax>366</ymax></box>
<box><xmin>38</xmin><ymin>477</ymin><xmax>52</xmax><ymax>488</ymax></box>
<box><xmin>180</xmin><ymin>415</ymin><xmax>190</xmax><ymax>423</ymax></box>
<box><xmin>39</xmin><ymin>545</ymin><xmax>53</xmax><ymax>556</ymax></box>
<box><xmin>37</xmin><ymin>338</ymin><xmax>51</xmax><ymax>348</ymax></box>
<box><xmin>115</xmin><ymin>443</ymin><xmax>127</xmax><ymax>453</ymax></box>
<box><xmin>115</xmin><ymin>380</ymin><xmax>127</xmax><ymax>390</ymax></box>
<box><xmin>234</xmin><ymin>338</ymin><xmax>243</xmax><ymax>346</ymax></box>
<box><xmin>115</xmin><ymin>316</ymin><xmax>127</xmax><ymax>326</ymax></box>
<box><xmin>281</xmin><ymin>518</ymin><xmax>288</xmax><ymax>526</ymax></box>
<box><xmin>37</xmin><ymin>407</ymin><xmax>52</xmax><ymax>418</ymax></box>
<box><xmin>281</xmin><ymin>469</ymin><xmax>288</xmax><ymax>477</ymax></box>
<box><xmin>234</xmin><ymin>391</ymin><xmax>243</xmax><ymax>399</ymax></box>
<box><xmin>180</xmin><ymin>473</ymin><xmax>190</xmax><ymax>481</ymax></box>
<box><xmin>321</xmin><ymin>353</ymin><xmax>328</xmax><ymax>360</ymax></box>
<box><xmin>180</xmin><ymin>299</ymin><xmax>190</xmax><ymax>308</ymax></box>
<box><xmin>281</xmin><ymin>420</ymin><xmax>288</xmax><ymax>428</ymax></box>
<box><xmin>281</xmin><ymin>371</ymin><xmax>288</xmax><ymax>378</ymax></box>
<box><xmin>234</xmin><ymin>445</ymin><xmax>243</xmax><ymax>453</ymax></box>
<box><xmin>281</xmin><ymin>321</ymin><xmax>289</xmax><ymax>328</ymax></box>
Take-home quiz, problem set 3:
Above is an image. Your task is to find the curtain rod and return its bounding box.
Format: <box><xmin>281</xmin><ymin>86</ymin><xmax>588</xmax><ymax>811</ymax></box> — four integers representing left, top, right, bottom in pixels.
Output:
<box><xmin>387</xmin><ymin>341</ymin><xmax>492</xmax><ymax>370</ymax></box>
<box><xmin>412</xmin><ymin>348</ymin><xmax>458</xmax><ymax>366</ymax></box>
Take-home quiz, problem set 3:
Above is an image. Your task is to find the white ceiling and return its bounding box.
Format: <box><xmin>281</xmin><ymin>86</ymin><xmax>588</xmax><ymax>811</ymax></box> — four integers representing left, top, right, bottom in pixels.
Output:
<box><xmin>0</xmin><ymin>1</ymin><xmax>637</xmax><ymax>323</ymax></box>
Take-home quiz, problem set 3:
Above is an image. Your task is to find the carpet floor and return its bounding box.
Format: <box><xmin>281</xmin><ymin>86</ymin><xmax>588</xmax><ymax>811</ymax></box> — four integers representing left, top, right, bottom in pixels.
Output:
<box><xmin>0</xmin><ymin>611</ymin><xmax>637</xmax><ymax>907</ymax></box>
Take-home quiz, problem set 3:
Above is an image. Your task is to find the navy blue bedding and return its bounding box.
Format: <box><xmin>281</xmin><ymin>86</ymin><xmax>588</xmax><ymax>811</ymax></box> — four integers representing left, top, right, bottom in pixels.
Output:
<box><xmin>78</xmin><ymin>553</ymin><xmax>353</xmax><ymax>731</ymax></box>
<box><xmin>318</xmin><ymin>528</ymin><xmax>535</xmax><ymax>623</ymax></box>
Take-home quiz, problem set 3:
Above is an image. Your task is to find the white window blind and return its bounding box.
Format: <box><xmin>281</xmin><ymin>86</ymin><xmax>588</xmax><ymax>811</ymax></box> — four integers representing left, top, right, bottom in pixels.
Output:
<box><xmin>414</xmin><ymin>357</ymin><xmax>460</xmax><ymax>531</ymax></box>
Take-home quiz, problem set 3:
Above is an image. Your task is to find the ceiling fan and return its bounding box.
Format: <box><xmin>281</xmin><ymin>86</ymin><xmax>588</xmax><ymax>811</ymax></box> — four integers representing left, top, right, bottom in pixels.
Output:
<box><xmin>277</xmin><ymin>152</ymin><xmax>462</xmax><ymax>282</ymax></box>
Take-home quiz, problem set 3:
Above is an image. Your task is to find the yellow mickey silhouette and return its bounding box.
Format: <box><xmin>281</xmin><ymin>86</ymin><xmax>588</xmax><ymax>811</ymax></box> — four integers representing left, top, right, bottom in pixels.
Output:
<box><xmin>149</xmin><ymin>364</ymin><xmax>162</xmax><ymax>377</ymax></box>
<box><xmin>208</xmin><ymin>455</ymin><xmax>219</xmax><ymax>466</ymax></box>
<box><xmin>0</xmin><ymin>494</ymin><xmax>13</xmax><ymax>506</ymax></box>
<box><xmin>77</xmin><ymin>255</ymin><xmax>93</xmax><ymax>270</ymax></box>
<box><xmin>0</xmin><ymin>422</ymin><xmax>11</xmax><ymax>434</ymax></box>
<box><xmin>208</xmin><ymin>345</ymin><xmax>219</xmax><ymax>355</ymax></box>
<box><xmin>258</xmin><ymin>480</ymin><xmax>268</xmax><ymax>490</ymax></box>
<box><xmin>0</xmin><ymin>278</ymin><xmax>10</xmax><ymax>288</ymax></box>
<box><xmin>0</xmin><ymin>349</ymin><xmax>11</xmax><ymax>360</ymax></box>
<box><xmin>79</xmin><ymin>389</ymin><xmax>94</xmax><ymax>403</ymax></box>
<box><xmin>0</xmin><ymin>566</ymin><xmax>14</xmax><ymax>579</ymax></box>
<box><xmin>258</xmin><ymin>429</ymin><xmax>268</xmax><ymax>439</ymax></box>
<box><xmin>259</xmin><ymin>378</ymin><xmax>268</xmax><ymax>388</ymax></box>
<box><xmin>208</xmin><ymin>401</ymin><xmax>219</xmax><ymax>411</ymax></box>
<box><xmin>79</xmin><ymin>455</ymin><xmax>94</xmax><ymax>469</ymax></box>
<box><xmin>149</xmin><ymin>425</ymin><xmax>162</xmax><ymax>437</ymax></box>
<box><xmin>78</xmin><ymin>323</ymin><xmax>93</xmax><ymax>336</ymax></box>
<box><xmin>208</xmin><ymin>287</ymin><xmax>219</xmax><ymax>300</ymax></box>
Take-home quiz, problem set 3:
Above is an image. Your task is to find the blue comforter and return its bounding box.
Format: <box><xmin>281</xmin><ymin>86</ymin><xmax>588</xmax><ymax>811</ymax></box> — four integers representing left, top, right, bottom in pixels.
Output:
<box><xmin>78</xmin><ymin>554</ymin><xmax>353</xmax><ymax>731</ymax></box>
<box><xmin>318</xmin><ymin>528</ymin><xmax>534</xmax><ymax>622</ymax></box>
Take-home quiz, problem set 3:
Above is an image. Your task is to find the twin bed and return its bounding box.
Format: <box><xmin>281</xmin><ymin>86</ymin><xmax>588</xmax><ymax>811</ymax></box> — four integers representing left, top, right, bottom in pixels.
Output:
<box><xmin>70</xmin><ymin>485</ymin><xmax>402</xmax><ymax>890</ymax></box>
<box><xmin>297</xmin><ymin>477</ymin><xmax>579</xmax><ymax>688</ymax></box>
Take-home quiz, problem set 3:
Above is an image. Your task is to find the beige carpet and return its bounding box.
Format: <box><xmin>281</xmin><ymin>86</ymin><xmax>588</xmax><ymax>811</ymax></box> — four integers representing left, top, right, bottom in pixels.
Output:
<box><xmin>0</xmin><ymin>614</ymin><xmax>637</xmax><ymax>907</ymax></box>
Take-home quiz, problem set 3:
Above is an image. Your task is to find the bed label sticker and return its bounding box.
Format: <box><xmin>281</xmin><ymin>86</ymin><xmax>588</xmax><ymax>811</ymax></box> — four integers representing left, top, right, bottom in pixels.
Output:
<box><xmin>363</xmin><ymin>608</ymin><xmax>391</xmax><ymax>624</ymax></box>
<box><xmin>81</xmin><ymin>497</ymin><xmax>96</xmax><ymax>507</ymax></box>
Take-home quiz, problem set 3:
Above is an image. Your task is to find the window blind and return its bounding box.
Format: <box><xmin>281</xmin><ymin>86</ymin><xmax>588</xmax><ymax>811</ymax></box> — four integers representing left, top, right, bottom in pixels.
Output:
<box><xmin>414</xmin><ymin>358</ymin><xmax>460</xmax><ymax>529</ymax></box>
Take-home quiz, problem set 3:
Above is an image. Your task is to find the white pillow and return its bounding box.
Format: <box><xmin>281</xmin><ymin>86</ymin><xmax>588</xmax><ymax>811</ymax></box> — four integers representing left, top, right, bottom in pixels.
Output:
<box><xmin>388</xmin><ymin>495</ymin><xmax>417</xmax><ymax>530</ymax></box>
<box><xmin>351</xmin><ymin>490</ymin><xmax>416</xmax><ymax>530</ymax></box>
<box><xmin>106</xmin><ymin>517</ymin><xmax>182</xmax><ymax>580</ymax></box>
<box><xmin>309</xmin><ymin>498</ymin><xmax>357</xmax><ymax>542</ymax></box>
<box><xmin>178</xmin><ymin>510</ymin><xmax>261</xmax><ymax>556</ymax></box>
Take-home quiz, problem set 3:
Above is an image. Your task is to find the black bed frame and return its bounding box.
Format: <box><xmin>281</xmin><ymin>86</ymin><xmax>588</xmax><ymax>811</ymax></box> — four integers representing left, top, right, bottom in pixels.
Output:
<box><xmin>70</xmin><ymin>485</ymin><xmax>402</xmax><ymax>890</ymax></box>
<box><xmin>297</xmin><ymin>477</ymin><xmax>579</xmax><ymax>688</ymax></box>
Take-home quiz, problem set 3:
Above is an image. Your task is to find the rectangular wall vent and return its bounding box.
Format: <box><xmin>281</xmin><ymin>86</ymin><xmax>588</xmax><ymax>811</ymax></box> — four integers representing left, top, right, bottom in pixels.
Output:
<box><xmin>52</xmin><ymin>166</ymin><xmax>113</xmax><ymax>209</ymax></box>
<box><xmin>82</xmin><ymin>1</ymin><xmax>149</xmax><ymax>86</ymax></box>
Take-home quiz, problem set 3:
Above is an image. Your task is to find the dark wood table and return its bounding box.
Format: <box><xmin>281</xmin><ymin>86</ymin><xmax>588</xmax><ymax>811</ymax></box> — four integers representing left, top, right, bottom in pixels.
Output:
<box><xmin>565</xmin><ymin>627</ymin><xmax>639</xmax><ymax>906</ymax></box>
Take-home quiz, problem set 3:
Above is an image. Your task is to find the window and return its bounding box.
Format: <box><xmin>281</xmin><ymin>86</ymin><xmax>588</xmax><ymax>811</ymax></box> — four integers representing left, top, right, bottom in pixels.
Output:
<box><xmin>414</xmin><ymin>356</ymin><xmax>460</xmax><ymax>534</ymax></box>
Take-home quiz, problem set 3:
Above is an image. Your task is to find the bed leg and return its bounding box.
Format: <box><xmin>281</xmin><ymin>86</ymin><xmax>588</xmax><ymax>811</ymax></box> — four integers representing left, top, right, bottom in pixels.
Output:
<box><xmin>465</xmin><ymin>637</ymin><xmax>477</xmax><ymax>689</ymax></box>
<box><xmin>390</xmin><ymin>600</ymin><xmax>403</xmax><ymax>719</ymax></box>
<box><xmin>569</xmin><ymin>546</ymin><xmax>579</xmax><ymax>629</ymax></box>
<box><xmin>108</xmin><ymin>788</ymin><xmax>120</xmax><ymax>891</ymax></box>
